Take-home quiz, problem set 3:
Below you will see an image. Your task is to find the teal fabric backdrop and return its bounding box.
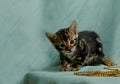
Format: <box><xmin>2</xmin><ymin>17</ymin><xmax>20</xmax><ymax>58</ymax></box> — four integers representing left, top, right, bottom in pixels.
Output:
<box><xmin>0</xmin><ymin>0</ymin><xmax>120</xmax><ymax>84</ymax></box>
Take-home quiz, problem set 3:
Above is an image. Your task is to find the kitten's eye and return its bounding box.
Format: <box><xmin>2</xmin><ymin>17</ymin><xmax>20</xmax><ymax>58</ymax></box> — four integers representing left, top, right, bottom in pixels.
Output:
<box><xmin>59</xmin><ymin>44</ymin><xmax>65</xmax><ymax>48</ymax></box>
<box><xmin>70</xmin><ymin>40</ymin><xmax>75</xmax><ymax>44</ymax></box>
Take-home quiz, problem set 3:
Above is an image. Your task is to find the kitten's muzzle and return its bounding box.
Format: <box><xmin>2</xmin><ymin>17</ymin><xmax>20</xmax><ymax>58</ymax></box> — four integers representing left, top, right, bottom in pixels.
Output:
<box><xmin>66</xmin><ymin>47</ymin><xmax>75</xmax><ymax>53</ymax></box>
<box><xmin>67</xmin><ymin>49</ymin><xmax>72</xmax><ymax>53</ymax></box>
<box><xmin>65</xmin><ymin>47</ymin><xmax>72</xmax><ymax>52</ymax></box>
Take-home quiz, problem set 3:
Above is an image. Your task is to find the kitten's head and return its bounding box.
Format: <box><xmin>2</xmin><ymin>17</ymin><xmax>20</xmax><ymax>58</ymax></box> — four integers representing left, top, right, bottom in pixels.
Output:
<box><xmin>46</xmin><ymin>21</ymin><xmax>78</xmax><ymax>55</ymax></box>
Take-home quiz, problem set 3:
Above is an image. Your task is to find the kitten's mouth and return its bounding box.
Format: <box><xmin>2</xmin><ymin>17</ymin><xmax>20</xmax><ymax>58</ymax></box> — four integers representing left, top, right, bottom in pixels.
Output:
<box><xmin>61</xmin><ymin>47</ymin><xmax>76</xmax><ymax>55</ymax></box>
<box><xmin>66</xmin><ymin>50</ymin><xmax>74</xmax><ymax>53</ymax></box>
<box><xmin>66</xmin><ymin>47</ymin><xmax>76</xmax><ymax>53</ymax></box>
<box><xmin>62</xmin><ymin>48</ymin><xmax>75</xmax><ymax>54</ymax></box>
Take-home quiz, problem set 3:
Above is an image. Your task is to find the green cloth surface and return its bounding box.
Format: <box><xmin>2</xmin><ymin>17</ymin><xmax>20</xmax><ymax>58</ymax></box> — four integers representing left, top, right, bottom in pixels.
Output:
<box><xmin>0</xmin><ymin>0</ymin><xmax>120</xmax><ymax>84</ymax></box>
<box><xmin>26</xmin><ymin>65</ymin><xmax>120</xmax><ymax>84</ymax></box>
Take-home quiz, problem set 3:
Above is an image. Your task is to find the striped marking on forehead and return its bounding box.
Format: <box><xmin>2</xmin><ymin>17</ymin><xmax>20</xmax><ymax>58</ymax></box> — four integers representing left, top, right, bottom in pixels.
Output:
<box><xmin>56</xmin><ymin>29</ymin><xmax>70</xmax><ymax>41</ymax></box>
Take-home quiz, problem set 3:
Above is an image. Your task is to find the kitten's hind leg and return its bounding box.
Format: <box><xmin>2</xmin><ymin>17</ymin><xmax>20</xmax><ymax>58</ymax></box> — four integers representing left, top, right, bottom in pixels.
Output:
<box><xmin>101</xmin><ymin>56</ymin><xmax>117</xmax><ymax>66</ymax></box>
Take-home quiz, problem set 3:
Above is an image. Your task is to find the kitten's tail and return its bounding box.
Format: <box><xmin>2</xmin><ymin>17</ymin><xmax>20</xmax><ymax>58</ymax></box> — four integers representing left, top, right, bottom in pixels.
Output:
<box><xmin>101</xmin><ymin>56</ymin><xmax>117</xmax><ymax>66</ymax></box>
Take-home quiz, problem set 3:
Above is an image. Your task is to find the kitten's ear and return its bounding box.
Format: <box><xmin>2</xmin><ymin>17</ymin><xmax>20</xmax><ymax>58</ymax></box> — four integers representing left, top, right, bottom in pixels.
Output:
<box><xmin>69</xmin><ymin>20</ymin><xmax>77</xmax><ymax>34</ymax></box>
<box><xmin>45</xmin><ymin>32</ymin><xmax>56</xmax><ymax>43</ymax></box>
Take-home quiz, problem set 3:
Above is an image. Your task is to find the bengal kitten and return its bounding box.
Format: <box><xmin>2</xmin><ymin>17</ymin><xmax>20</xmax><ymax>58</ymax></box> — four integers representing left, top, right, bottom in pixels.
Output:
<box><xmin>46</xmin><ymin>21</ymin><xmax>116</xmax><ymax>71</ymax></box>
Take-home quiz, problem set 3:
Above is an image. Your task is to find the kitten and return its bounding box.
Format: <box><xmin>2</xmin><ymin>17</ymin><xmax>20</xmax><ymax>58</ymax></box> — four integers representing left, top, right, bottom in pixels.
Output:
<box><xmin>46</xmin><ymin>21</ymin><xmax>116</xmax><ymax>71</ymax></box>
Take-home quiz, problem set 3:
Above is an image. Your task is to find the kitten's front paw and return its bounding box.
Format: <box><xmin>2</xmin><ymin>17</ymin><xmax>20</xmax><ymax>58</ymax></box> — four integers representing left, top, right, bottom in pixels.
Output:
<box><xmin>60</xmin><ymin>67</ymin><xmax>79</xmax><ymax>71</ymax></box>
<box><xmin>60</xmin><ymin>64</ymin><xmax>80</xmax><ymax>71</ymax></box>
<box><xmin>60</xmin><ymin>64</ymin><xmax>71</xmax><ymax>71</ymax></box>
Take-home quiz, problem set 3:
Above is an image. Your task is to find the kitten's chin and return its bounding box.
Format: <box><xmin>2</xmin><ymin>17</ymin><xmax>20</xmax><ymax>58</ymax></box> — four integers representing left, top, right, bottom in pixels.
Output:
<box><xmin>62</xmin><ymin>51</ymin><xmax>74</xmax><ymax>56</ymax></box>
<box><xmin>61</xmin><ymin>48</ymin><xmax>75</xmax><ymax>56</ymax></box>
